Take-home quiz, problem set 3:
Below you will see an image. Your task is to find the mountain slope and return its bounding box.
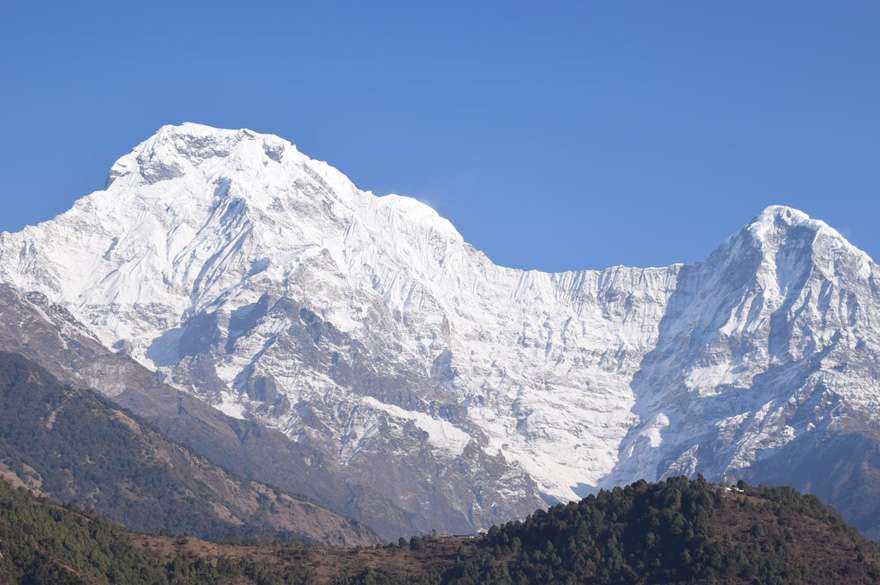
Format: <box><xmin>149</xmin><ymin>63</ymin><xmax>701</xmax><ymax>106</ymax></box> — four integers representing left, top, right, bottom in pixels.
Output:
<box><xmin>2</xmin><ymin>123</ymin><xmax>879</xmax><ymax>536</ymax></box>
<box><xmin>3</xmin><ymin>476</ymin><xmax>878</xmax><ymax>585</ymax></box>
<box><xmin>0</xmin><ymin>283</ymin><xmax>515</xmax><ymax>539</ymax></box>
<box><xmin>434</xmin><ymin>477</ymin><xmax>880</xmax><ymax>585</ymax></box>
<box><xmin>0</xmin><ymin>351</ymin><xmax>377</xmax><ymax>546</ymax></box>
<box><xmin>140</xmin><ymin>477</ymin><xmax>880</xmax><ymax>585</ymax></box>
<box><xmin>0</xmin><ymin>475</ymin><xmax>328</xmax><ymax>585</ymax></box>
<box><xmin>0</xmin><ymin>477</ymin><xmax>167</xmax><ymax>585</ymax></box>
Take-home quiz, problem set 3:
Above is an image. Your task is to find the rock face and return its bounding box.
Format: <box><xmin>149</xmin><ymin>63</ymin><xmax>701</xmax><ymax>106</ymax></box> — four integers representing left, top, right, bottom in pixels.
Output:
<box><xmin>2</xmin><ymin>123</ymin><xmax>879</xmax><ymax>536</ymax></box>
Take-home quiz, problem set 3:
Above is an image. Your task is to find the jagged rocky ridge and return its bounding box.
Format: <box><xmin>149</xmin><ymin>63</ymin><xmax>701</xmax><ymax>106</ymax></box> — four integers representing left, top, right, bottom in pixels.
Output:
<box><xmin>1</xmin><ymin>123</ymin><xmax>879</xmax><ymax>537</ymax></box>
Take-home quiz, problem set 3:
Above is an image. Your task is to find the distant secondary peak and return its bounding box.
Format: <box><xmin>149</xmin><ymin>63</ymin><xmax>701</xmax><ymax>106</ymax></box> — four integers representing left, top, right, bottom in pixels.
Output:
<box><xmin>727</xmin><ymin>204</ymin><xmax>875</xmax><ymax>278</ymax></box>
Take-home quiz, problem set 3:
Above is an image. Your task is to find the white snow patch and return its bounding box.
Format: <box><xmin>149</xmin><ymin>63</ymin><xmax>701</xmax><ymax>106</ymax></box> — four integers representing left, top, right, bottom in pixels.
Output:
<box><xmin>362</xmin><ymin>396</ymin><xmax>471</xmax><ymax>456</ymax></box>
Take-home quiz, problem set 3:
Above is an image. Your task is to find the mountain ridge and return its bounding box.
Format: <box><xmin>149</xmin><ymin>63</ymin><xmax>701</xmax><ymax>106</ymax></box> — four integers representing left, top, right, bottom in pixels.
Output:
<box><xmin>1</xmin><ymin>122</ymin><xmax>879</xmax><ymax>537</ymax></box>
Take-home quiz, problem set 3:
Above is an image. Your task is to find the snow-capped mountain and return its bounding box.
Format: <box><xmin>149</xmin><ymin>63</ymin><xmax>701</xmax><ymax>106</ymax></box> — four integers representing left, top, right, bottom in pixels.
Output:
<box><xmin>2</xmin><ymin>123</ymin><xmax>879</xmax><ymax>535</ymax></box>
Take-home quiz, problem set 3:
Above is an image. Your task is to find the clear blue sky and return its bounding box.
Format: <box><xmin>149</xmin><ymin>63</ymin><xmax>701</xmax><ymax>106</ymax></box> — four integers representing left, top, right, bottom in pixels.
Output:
<box><xmin>2</xmin><ymin>1</ymin><xmax>878</xmax><ymax>271</ymax></box>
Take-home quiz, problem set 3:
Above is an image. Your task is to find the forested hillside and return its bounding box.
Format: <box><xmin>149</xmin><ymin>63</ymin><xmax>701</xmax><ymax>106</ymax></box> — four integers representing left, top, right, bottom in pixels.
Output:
<box><xmin>4</xmin><ymin>476</ymin><xmax>870</xmax><ymax>585</ymax></box>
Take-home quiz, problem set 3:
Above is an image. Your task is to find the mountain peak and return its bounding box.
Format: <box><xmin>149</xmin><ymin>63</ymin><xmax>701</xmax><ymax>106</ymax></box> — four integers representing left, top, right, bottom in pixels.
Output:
<box><xmin>750</xmin><ymin>204</ymin><xmax>822</xmax><ymax>237</ymax></box>
<box><xmin>735</xmin><ymin>204</ymin><xmax>875</xmax><ymax>269</ymax></box>
<box><xmin>142</xmin><ymin>122</ymin><xmax>291</xmax><ymax>151</ymax></box>
<box><xmin>99</xmin><ymin>123</ymin><xmax>464</xmax><ymax>247</ymax></box>
<box><xmin>107</xmin><ymin>122</ymin><xmax>297</xmax><ymax>187</ymax></box>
